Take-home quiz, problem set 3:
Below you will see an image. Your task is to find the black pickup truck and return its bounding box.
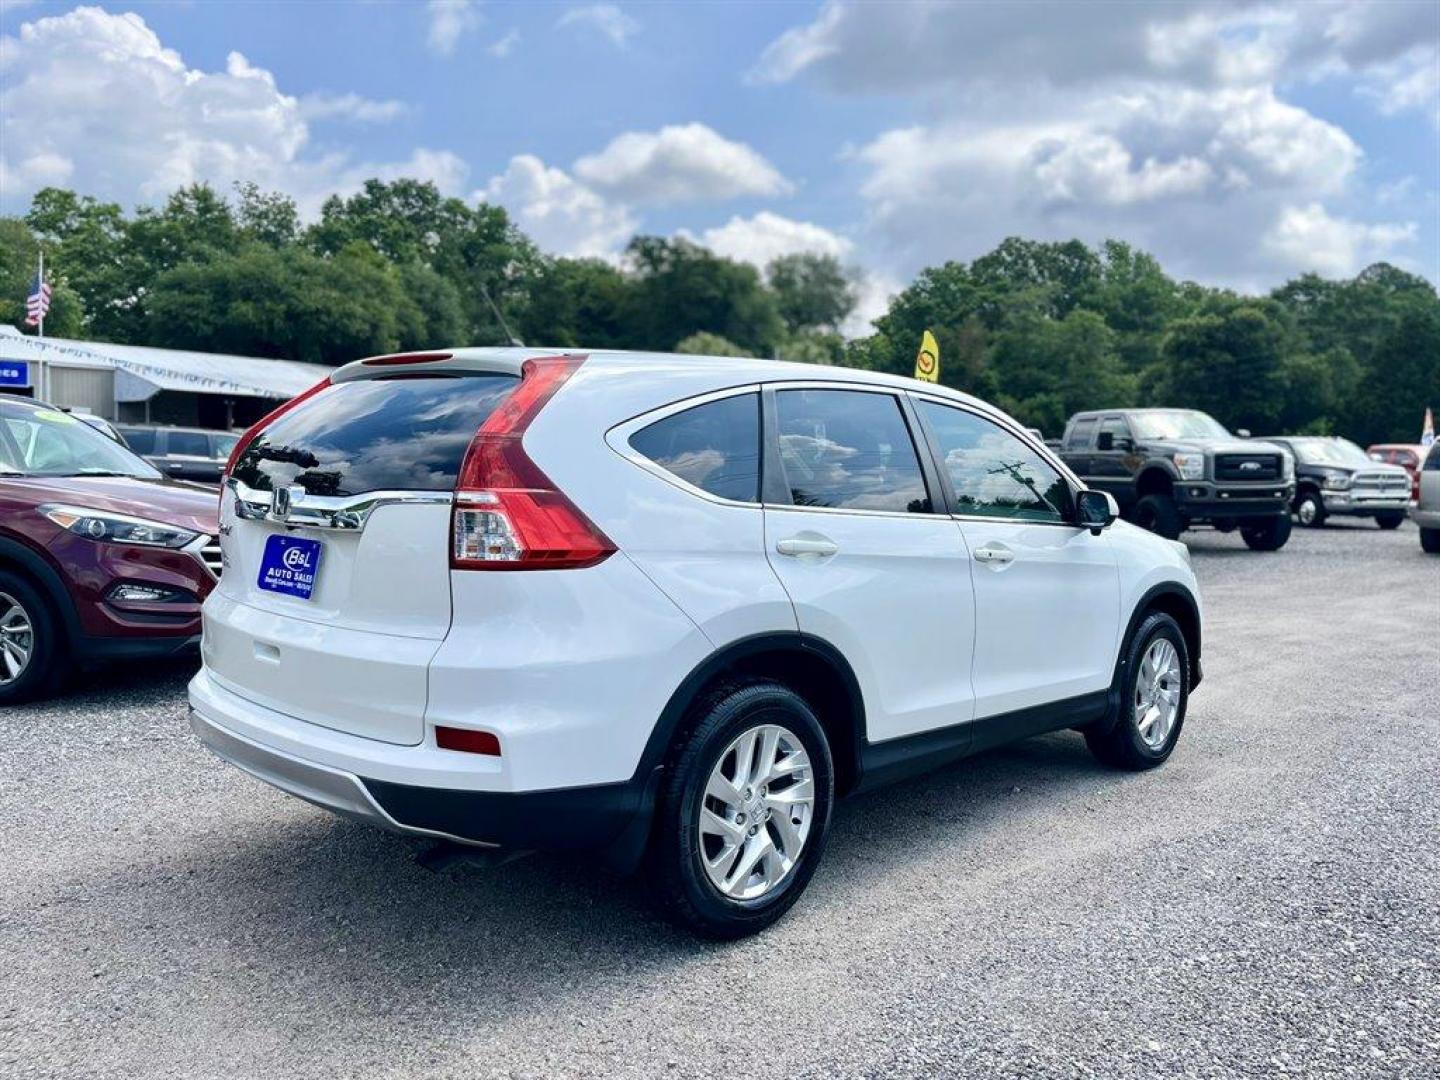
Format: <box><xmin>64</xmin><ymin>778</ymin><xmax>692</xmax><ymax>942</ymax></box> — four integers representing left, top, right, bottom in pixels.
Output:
<box><xmin>1056</xmin><ymin>409</ymin><xmax>1295</xmax><ymax>550</ymax></box>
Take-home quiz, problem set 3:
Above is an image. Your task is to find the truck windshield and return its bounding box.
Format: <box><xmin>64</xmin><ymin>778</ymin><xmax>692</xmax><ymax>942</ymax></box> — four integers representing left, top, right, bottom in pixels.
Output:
<box><xmin>1289</xmin><ymin>438</ymin><xmax>1371</xmax><ymax>466</ymax></box>
<box><xmin>1129</xmin><ymin>411</ymin><xmax>1230</xmax><ymax>440</ymax></box>
<box><xmin>0</xmin><ymin>401</ymin><xmax>160</xmax><ymax>479</ymax></box>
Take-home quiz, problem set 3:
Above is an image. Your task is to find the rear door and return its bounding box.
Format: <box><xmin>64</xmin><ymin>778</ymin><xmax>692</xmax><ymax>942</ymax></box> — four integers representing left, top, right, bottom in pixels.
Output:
<box><xmin>913</xmin><ymin>397</ymin><xmax>1120</xmax><ymax>719</ymax></box>
<box><xmin>207</xmin><ymin>371</ymin><xmax>518</xmax><ymax>744</ymax></box>
<box><xmin>762</xmin><ymin>385</ymin><xmax>976</xmax><ymax>743</ymax></box>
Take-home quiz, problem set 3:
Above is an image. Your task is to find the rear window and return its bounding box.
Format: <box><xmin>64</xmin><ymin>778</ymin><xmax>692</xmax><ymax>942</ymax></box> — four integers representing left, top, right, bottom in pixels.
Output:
<box><xmin>629</xmin><ymin>393</ymin><xmax>761</xmax><ymax>502</ymax></box>
<box><xmin>232</xmin><ymin>374</ymin><xmax>518</xmax><ymax>496</ymax></box>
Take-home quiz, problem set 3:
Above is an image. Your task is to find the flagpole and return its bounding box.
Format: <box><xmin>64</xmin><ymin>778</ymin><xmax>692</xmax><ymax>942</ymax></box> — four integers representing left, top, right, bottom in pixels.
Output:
<box><xmin>36</xmin><ymin>249</ymin><xmax>44</xmax><ymax>341</ymax></box>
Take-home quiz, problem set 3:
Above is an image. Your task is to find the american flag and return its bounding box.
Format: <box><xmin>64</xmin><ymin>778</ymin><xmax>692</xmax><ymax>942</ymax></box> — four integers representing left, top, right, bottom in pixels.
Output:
<box><xmin>25</xmin><ymin>271</ymin><xmax>51</xmax><ymax>328</ymax></box>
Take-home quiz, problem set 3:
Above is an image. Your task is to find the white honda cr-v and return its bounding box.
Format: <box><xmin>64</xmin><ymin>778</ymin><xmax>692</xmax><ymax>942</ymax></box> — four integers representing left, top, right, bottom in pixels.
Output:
<box><xmin>189</xmin><ymin>348</ymin><xmax>1202</xmax><ymax>937</ymax></box>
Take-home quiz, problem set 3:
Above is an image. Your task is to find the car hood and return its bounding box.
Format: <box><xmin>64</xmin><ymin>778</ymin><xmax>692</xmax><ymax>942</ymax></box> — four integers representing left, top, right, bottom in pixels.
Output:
<box><xmin>4</xmin><ymin>476</ymin><xmax>219</xmax><ymax>535</ymax></box>
<box><xmin>1140</xmin><ymin>438</ymin><xmax>1289</xmax><ymax>456</ymax></box>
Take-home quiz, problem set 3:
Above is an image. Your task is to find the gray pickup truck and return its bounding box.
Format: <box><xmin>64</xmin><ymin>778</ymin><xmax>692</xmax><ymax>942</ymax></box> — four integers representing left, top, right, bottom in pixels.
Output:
<box><xmin>1056</xmin><ymin>408</ymin><xmax>1295</xmax><ymax>550</ymax></box>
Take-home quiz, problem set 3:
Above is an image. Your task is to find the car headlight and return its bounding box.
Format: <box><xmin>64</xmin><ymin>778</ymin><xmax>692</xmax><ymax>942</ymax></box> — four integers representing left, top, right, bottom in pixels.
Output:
<box><xmin>1280</xmin><ymin>451</ymin><xmax>1295</xmax><ymax>480</ymax></box>
<box><xmin>1321</xmin><ymin>471</ymin><xmax>1351</xmax><ymax>490</ymax></box>
<box><xmin>1173</xmin><ymin>453</ymin><xmax>1205</xmax><ymax>480</ymax></box>
<box><xmin>40</xmin><ymin>504</ymin><xmax>200</xmax><ymax>549</ymax></box>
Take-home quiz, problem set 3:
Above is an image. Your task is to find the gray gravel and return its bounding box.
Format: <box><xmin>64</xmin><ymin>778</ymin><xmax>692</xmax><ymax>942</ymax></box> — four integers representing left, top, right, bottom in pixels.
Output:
<box><xmin>1</xmin><ymin>519</ymin><xmax>1436</xmax><ymax>1079</ymax></box>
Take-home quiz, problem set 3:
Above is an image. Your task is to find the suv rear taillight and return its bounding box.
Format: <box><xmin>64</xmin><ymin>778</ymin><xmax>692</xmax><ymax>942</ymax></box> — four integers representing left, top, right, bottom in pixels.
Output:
<box><xmin>451</xmin><ymin>355</ymin><xmax>614</xmax><ymax>571</ymax></box>
<box><xmin>222</xmin><ymin>376</ymin><xmax>332</xmax><ymax>479</ymax></box>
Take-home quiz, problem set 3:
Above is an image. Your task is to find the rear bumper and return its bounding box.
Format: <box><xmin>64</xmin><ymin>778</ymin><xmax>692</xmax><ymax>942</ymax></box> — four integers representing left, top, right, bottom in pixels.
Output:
<box><xmin>1411</xmin><ymin>507</ymin><xmax>1440</xmax><ymax>529</ymax></box>
<box><xmin>1174</xmin><ymin>482</ymin><xmax>1293</xmax><ymax>520</ymax></box>
<box><xmin>188</xmin><ymin>672</ymin><xmax>656</xmax><ymax>855</ymax></box>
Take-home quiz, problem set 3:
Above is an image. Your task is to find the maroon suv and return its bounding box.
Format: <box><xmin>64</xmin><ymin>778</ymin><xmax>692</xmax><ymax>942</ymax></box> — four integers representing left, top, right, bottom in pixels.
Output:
<box><xmin>0</xmin><ymin>398</ymin><xmax>220</xmax><ymax>702</ymax></box>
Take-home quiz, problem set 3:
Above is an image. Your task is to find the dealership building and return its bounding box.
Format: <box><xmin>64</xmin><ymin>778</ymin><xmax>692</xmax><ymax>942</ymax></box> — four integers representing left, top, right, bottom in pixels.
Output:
<box><xmin>0</xmin><ymin>325</ymin><xmax>330</xmax><ymax>429</ymax></box>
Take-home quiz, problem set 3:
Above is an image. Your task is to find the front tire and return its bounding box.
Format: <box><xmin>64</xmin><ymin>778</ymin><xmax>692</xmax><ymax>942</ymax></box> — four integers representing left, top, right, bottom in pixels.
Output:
<box><xmin>1133</xmin><ymin>493</ymin><xmax>1183</xmax><ymax>540</ymax></box>
<box><xmin>1375</xmin><ymin>511</ymin><xmax>1405</xmax><ymax>530</ymax></box>
<box><xmin>0</xmin><ymin>571</ymin><xmax>62</xmax><ymax>705</ymax></box>
<box><xmin>1086</xmin><ymin>612</ymin><xmax>1190</xmax><ymax>771</ymax></box>
<box><xmin>1241</xmin><ymin>513</ymin><xmax>1292</xmax><ymax>551</ymax></box>
<box><xmin>652</xmin><ymin>682</ymin><xmax>834</xmax><ymax>939</ymax></box>
<box><xmin>1294</xmin><ymin>489</ymin><xmax>1326</xmax><ymax>527</ymax></box>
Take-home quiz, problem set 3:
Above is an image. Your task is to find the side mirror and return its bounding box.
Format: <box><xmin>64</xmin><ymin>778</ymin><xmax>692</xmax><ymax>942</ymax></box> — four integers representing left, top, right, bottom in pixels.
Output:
<box><xmin>1076</xmin><ymin>489</ymin><xmax>1119</xmax><ymax>535</ymax></box>
<box><xmin>1096</xmin><ymin>431</ymin><xmax>1113</xmax><ymax>451</ymax></box>
<box><xmin>1236</xmin><ymin>428</ymin><xmax>1251</xmax><ymax>438</ymax></box>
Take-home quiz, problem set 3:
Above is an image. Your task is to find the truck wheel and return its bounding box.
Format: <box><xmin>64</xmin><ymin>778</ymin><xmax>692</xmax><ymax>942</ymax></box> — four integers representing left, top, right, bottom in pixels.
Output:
<box><xmin>1133</xmin><ymin>494</ymin><xmax>1183</xmax><ymax>540</ymax></box>
<box><xmin>1294</xmin><ymin>490</ymin><xmax>1326</xmax><ymax>527</ymax></box>
<box><xmin>652</xmin><ymin>681</ymin><xmax>834</xmax><ymax>939</ymax></box>
<box><xmin>1374</xmin><ymin>511</ymin><xmax>1405</xmax><ymax>530</ymax></box>
<box><xmin>0</xmin><ymin>571</ymin><xmax>63</xmax><ymax>704</ymax></box>
<box><xmin>1241</xmin><ymin>513</ymin><xmax>1292</xmax><ymax>551</ymax></box>
<box><xmin>1421</xmin><ymin>527</ymin><xmax>1440</xmax><ymax>554</ymax></box>
<box><xmin>1086</xmin><ymin>612</ymin><xmax>1189</xmax><ymax>771</ymax></box>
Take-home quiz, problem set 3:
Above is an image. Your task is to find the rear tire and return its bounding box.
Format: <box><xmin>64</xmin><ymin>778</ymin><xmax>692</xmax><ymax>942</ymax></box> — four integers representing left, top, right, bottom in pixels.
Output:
<box><xmin>1421</xmin><ymin>527</ymin><xmax>1440</xmax><ymax>554</ymax></box>
<box><xmin>1294</xmin><ymin>489</ymin><xmax>1326</xmax><ymax>527</ymax></box>
<box><xmin>1241</xmin><ymin>513</ymin><xmax>1291</xmax><ymax>551</ymax></box>
<box><xmin>0</xmin><ymin>571</ymin><xmax>63</xmax><ymax>705</ymax></box>
<box><xmin>1375</xmin><ymin>511</ymin><xmax>1405</xmax><ymax>530</ymax></box>
<box><xmin>652</xmin><ymin>681</ymin><xmax>834</xmax><ymax>939</ymax></box>
<box><xmin>1087</xmin><ymin>612</ymin><xmax>1190</xmax><ymax>771</ymax></box>
<box><xmin>1133</xmin><ymin>493</ymin><xmax>1183</xmax><ymax>540</ymax></box>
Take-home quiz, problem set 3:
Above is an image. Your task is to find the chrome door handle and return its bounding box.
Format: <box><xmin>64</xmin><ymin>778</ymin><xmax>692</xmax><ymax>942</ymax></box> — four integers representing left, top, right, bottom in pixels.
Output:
<box><xmin>776</xmin><ymin>536</ymin><xmax>839</xmax><ymax>558</ymax></box>
<box><xmin>973</xmin><ymin>545</ymin><xmax>1014</xmax><ymax>565</ymax></box>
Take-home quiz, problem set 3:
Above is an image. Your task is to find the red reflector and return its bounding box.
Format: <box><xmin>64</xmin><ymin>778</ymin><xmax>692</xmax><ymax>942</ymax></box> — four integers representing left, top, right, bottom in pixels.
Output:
<box><xmin>434</xmin><ymin>726</ymin><xmax>501</xmax><ymax>756</ymax></box>
<box><xmin>361</xmin><ymin>351</ymin><xmax>453</xmax><ymax>367</ymax></box>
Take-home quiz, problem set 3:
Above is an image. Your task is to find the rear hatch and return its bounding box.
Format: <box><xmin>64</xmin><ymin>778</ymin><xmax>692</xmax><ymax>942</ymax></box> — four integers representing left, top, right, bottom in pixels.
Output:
<box><xmin>206</xmin><ymin>367</ymin><xmax>518</xmax><ymax>745</ymax></box>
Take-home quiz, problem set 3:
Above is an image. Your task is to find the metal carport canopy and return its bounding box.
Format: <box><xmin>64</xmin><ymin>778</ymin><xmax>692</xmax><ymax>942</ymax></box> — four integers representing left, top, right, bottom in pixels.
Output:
<box><xmin>0</xmin><ymin>325</ymin><xmax>330</xmax><ymax>401</ymax></box>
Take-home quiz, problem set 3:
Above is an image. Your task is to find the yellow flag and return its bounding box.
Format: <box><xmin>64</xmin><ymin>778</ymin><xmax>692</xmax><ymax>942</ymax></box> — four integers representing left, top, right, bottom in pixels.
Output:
<box><xmin>914</xmin><ymin>329</ymin><xmax>940</xmax><ymax>383</ymax></box>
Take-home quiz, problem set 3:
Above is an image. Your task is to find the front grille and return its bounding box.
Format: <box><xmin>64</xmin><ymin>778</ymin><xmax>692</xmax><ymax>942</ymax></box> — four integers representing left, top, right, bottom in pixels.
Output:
<box><xmin>1350</xmin><ymin>472</ymin><xmax>1410</xmax><ymax>494</ymax></box>
<box><xmin>1214</xmin><ymin>453</ymin><xmax>1282</xmax><ymax>482</ymax></box>
<box><xmin>199</xmin><ymin>537</ymin><xmax>223</xmax><ymax>578</ymax></box>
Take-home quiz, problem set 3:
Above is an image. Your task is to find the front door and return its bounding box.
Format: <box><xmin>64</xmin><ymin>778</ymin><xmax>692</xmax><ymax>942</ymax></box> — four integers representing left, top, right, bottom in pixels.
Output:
<box><xmin>762</xmin><ymin>386</ymin><xmax>976</xmax><ymax>743</ymax></box>
<box><xmin>913</xmin><ymin>398</ymin><xmax>1121</xmax><ymax>719</ymax></box>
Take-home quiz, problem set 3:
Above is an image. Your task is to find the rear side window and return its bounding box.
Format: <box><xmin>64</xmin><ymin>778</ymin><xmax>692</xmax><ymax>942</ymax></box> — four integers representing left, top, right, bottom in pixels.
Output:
<box><xmin>775</xmin><ymin>389</ymin><xmax>930</xmax><ymax>513</ymax></box>
<box><xmin>918</xmin><ymin>401</ymin><xmax>1073</xmax><ymax>523</ymax></box>
<box><xmin>1425</xmin><ymin>444</ymin><xmax>1440</xmax><ymax>471</ymax></box>
<box><xmin>629</xmin><ymin>393</ymin><xmax>760</xmax><ymax>502</ymax></box>
<box><xmin>121</xmin><ymin>428</ymin><xmax>156</xmax><ymax>454</ymax></box>
<box><xmin>232</xmin><ymin>374</ymin><xmax>518</xmax><ymax>496</ymax></box>
<box><xmin>1065</xmin><ymin>417</ymin><xmax>1096</xmax><ymax>450</ymax></box>
<box><xmin>168</xmin><ymin>430</ymin><xmax>211</xmax><ymax>457</ymax></box>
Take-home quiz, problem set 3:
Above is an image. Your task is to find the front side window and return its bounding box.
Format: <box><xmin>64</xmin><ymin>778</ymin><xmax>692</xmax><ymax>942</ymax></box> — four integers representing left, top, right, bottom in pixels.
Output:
<box><xmin>918</xmin><ymin>401</ymin><xmax>1073</xmax><ymax>523</ymax></box>
<box><xmin>0</xmin><ymin>403</ymin><xmax>158</xmax><ymax>479</ymax></box>
<box><xmin>774</xmin><ymin>389</ymin><xmax>930</xmax><ymax>513</ymax></box>
<box><xmin>120</xmin><ymin>429</ymin><xmax>156</xmax><ymax>454</ymax></box>
<box><xmin>167</xmin><ymin>430</ymin><xmax>211</xmax><ymax>457</ymax></box>
<box><xmin>629</xmin><ymin>393</ymin><xmax>760</xmax><ymax>502</ymax></box>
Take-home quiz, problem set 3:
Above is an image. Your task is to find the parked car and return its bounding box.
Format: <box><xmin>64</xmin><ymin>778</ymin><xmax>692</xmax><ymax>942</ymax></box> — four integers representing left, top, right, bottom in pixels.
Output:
<box><xmin>0</xmin><ymin>398</ymin><xmax>221</xmax><ymax>702</ymax></box>
<box><xmin>1055</xmin><ymin>409</ymin><xmax>1295</xmax><ymax>550</ymax></box>
<box><xmin>116</xmin><ymin>424</ymin><xmax>241</xmax><ymax>484</ymax></box>
<box><xmin>189</xmin><ymin>348</ymin><xmax>1203</xmax><ymax>938</ymax></box>
<box><xmin>1366</xmin><ymin>443</ymin><xmax>1427</xmax><ymax>502</ymax></box>
<box><xmin>1411</xmin><ymin>442</ymin><xmax>1440</xmax><ymax>553</ymax></box>
<box><xmin>1259</xmin><ymin>436</ymin><xmax>1410</xmax><ymax>528</ymax></box>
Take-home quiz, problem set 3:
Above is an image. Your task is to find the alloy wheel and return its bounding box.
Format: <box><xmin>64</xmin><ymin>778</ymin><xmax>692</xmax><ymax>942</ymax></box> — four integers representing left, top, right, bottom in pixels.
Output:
<box><xmin>698</xmin><ymin>723</ymin><xmax>815</xmax><ymax>902</ymax></box>
<box><xmin>1297</xmin><ymin>497</ymin><xmax>1319</xmax><ymax>525</ymax></box>
<box><xmin>1134</xmin><ymin>637</ymin><xmax>1182</xmax><ymax>749</ymax></box>
<box><xmin>0</xmin><ymin>592</ymin><xmax>35</xmax><ymax>686</ymax></box>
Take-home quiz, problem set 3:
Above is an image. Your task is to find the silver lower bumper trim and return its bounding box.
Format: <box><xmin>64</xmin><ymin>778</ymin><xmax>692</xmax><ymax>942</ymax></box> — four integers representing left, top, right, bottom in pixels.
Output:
<box><xmin>189</xmin><ymin>707</ymin><xmax>498</xmax><ymax>847</ymax></box>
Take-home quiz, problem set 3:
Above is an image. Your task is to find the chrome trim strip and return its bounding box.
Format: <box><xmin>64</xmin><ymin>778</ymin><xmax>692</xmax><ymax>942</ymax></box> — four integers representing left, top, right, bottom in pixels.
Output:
<box><xmin>227</xmin><ymin>478</ymin><xmax>453</xmax><ymax>530</ymax></box>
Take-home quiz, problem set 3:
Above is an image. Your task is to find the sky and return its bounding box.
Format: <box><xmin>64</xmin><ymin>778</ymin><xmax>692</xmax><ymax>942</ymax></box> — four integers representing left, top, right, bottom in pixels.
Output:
<box><xmin>1</xmin><ymin>0</ymin><xmax>1437</xmax><ymax>334</ymax></box>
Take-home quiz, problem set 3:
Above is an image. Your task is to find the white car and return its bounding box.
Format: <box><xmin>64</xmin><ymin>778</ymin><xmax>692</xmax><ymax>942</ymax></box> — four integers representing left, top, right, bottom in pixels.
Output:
<box><xmin>189</xmin><ymin>348</ymin><xmax>1203</xmax><ymax>938</ymax></box>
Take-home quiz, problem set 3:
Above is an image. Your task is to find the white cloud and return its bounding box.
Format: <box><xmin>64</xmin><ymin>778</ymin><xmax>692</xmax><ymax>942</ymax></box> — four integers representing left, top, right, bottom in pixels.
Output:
<box><xmin>426</xmin><ymin>0</ymin><xmax>481</xmax><ymax>56</ymax></box>
<box><xmin>691</xmin><ymin>211</ymin><xmax>853</xmax><ymax>267</ymax></box>
<box><xmin>298</xmin><ymin>92</ymin><xmax>408</xmax><ymax>124</ymax></box>
<box><xmin>487</xmin><ymin>29</ymin><xmax>520</xmax><ymax>59</ymax></box>
<box><xmin>0</xmin><ymin>6</ymin><xmax>465</xmax><ymax>215</ymax></box>
<box><xmin>481</xmin><ymin>154</ymin><xmax>636</xmax><ymax>259</ymax></box>
<box><xmin>1262</xmin><ymin>203</ymin><xmax>1417</xmax><ymax>278</ymax></box>
<box><xmin>557</xmin><ymin>4</ymin><xmax>640</xmax><ymax>48</ymax></box>
<box><xmin>574</xmin><ymin>123</ymin><xmax>792</xmax><ymax>204</ymax></box>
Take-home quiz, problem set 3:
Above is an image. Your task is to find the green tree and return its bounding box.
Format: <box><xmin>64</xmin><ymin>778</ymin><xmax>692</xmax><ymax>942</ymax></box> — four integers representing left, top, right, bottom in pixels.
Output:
<box><xmin>517</xmin><ymin>257</ymin><xmax>630</xmax><ymax>348</ymax></box>
<box><xmin>675</xmin><ymin>331</ymin><xmax>754</xmax><ymax>357</ymax></box>
<box><xmin>767</xmin><ymin>253</ymin><xmax>856</xmax><ymax>333</ymax></box>
<box><xmin>1158</xmin><ymin>303</ymin><xmax>1290</xmax><ymax>432</ymax></box>
<box><xmin>0</xmin><ymin>217</ymin><xmax>86</xmax><ymax>338</ymax></box>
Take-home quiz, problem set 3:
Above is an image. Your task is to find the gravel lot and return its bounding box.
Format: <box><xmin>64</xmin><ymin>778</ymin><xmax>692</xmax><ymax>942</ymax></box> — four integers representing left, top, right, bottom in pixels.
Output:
<box><xmin>1</xmin><ymin>520</ymin><xmax>1436</xmax><ymax>1079</ymax></box>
